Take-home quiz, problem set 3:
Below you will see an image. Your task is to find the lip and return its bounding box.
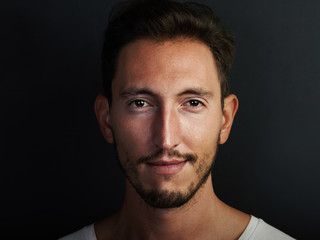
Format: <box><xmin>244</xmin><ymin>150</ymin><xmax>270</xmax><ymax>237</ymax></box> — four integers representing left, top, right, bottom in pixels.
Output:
<box><xmin>146</xmin><ymin>160</ymin><xmax>187</xmax><ymax>175</ymax></box>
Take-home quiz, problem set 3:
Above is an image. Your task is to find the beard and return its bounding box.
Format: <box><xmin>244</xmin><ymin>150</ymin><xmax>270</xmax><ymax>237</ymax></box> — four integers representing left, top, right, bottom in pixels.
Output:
<box><xmin>114</xmin><ymin>142</ymin><xmax>218</xmax><ymax>209</ymax></box>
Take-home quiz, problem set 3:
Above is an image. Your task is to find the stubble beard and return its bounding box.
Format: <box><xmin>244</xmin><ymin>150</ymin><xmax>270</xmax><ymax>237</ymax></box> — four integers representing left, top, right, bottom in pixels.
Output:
<box><xmin>114</xmin><ymin>142</ymin><xmax>219</xmax><ymax>209</ymax></box>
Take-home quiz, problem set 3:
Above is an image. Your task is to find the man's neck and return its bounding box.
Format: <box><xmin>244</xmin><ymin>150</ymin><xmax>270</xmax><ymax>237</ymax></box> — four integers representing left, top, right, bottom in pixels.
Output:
<box><xmin>95</xmin><ymin>175</ymin><xmax>250</xmax><ymax>240</ymax></box>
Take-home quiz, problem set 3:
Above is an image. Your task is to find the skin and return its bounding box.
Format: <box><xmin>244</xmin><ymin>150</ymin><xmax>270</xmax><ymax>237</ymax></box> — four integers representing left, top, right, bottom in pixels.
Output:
<box><xmin>95</xmin><ymin>39</ymin><xmax>249</xmax><ymax>240</ymax></box>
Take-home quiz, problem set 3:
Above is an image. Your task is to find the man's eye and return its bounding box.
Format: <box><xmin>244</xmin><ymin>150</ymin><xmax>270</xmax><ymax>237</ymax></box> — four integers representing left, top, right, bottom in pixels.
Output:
<box><xmin>131</xmin><ymin>99</ymin><xmax>148</xmax><ymax>107</ymax></box>
<box><xmin>187</xmin><ymin>99</ymin><xmax>202</xmax><ymax>107</ymax></box>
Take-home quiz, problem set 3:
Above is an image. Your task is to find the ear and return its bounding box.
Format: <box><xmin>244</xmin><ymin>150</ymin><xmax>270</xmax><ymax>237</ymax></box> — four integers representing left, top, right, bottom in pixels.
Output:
<box><xmin>94</xmin><ymin>94</ymin><xmax>114</xmax><ymax>143</ymax></box>
<box><xmin>219</xmin><ymin>94</ymin><xmax>239</xmax><ymax>144</ymax></box>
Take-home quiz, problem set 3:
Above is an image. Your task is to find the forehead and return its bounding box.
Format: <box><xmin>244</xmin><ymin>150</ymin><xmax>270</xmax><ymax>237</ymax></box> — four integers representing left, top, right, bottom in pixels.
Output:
<box><xmin>113</xmin><ymin>39</ymin><xmax>220</xmax><ymax>96</ymax></box>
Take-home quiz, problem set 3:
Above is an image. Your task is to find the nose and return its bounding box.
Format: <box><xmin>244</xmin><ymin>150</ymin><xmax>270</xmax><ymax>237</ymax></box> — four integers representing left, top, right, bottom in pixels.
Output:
<box><xmin>151</xmin><ymin>106</ymin><xmax>181</xmax><ymax>150</ymax></box>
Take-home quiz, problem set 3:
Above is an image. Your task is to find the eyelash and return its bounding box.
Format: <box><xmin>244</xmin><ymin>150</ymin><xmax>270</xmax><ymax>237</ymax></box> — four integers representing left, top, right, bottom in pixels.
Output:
<box><xmin>127</xmin><ymin>98</ymin><xmax>205</xmax><ymax>113</ymax></box>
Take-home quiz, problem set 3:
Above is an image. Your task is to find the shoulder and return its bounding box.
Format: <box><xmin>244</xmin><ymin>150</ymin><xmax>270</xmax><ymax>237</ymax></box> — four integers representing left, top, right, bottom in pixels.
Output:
<box><xmin>94</xmin><ymin>212</ymin><xmax>122</xmax><ymax>240</ymax></box>
<box><xmin>59</xmin><ymin>213</ymin><xmax>120</xmax><ymax>240</ymax></box>
<box><xmin>238</xmin><ymin>216</ymin><xmax>295</xmax><ymax>240</ymax></box>
<box><xmin>58</xmin><ymin>224</ymin><xmax>97</xmax><ymax>240</ymax></box>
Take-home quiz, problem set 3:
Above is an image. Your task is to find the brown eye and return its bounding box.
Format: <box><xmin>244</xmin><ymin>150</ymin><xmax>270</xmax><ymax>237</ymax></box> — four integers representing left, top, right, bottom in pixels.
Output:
<box><xmin>132</xmin><ymin>100</ymin><xmax>147</xmax><ymax>107</ymax></box>
<box><xmin>188</xmin><ymin>100</ymin><xmax>201</xmax><ymax>106</ymax></box>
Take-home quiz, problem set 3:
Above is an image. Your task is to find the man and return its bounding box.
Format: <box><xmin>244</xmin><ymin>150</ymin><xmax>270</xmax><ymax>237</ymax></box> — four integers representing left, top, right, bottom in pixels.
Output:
<box><xmin>60</xmin><ymin>0</ymin><xmax>294</xmax><ymax>239</ymax></box>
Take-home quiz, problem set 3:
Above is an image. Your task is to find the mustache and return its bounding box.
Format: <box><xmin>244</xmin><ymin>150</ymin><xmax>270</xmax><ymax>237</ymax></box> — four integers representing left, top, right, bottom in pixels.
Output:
<box><xmin>137</xmin><ymin>149</ymin><xmax>197</xmax><ymax>164</ymax></box>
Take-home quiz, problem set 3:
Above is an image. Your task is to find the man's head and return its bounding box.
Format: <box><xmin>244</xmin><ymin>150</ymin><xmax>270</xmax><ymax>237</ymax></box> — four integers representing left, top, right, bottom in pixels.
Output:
<box><xmin>95</xmin><ymin>0</ymin><xmax>238</xmax><ymax>209</ymax></box>
<box><xmin>101</xmin><ymin>0</ymin><xmax>235</xmax><ymax>107</ymax></box>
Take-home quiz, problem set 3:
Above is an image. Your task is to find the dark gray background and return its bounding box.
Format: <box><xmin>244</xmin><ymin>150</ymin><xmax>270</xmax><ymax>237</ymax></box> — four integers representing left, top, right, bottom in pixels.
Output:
<box><xmin>1</xmin><ymin>0</ymin><xmax>319</xmax><ymax>239</ymax></box>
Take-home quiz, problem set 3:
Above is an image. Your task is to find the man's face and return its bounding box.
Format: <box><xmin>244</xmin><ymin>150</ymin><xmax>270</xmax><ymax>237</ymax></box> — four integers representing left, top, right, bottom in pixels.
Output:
<box><xmin>108</xmin><ymin>39</ymin><xmax>224</xmax><ymax>208</ymax></box>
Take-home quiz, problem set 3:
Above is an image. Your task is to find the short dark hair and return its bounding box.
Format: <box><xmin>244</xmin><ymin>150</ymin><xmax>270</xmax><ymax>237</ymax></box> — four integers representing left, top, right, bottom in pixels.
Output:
<box><xmin>101</xmin><ymin>0</ymin><xmax>235</xmax><ymax>106</ymax></box>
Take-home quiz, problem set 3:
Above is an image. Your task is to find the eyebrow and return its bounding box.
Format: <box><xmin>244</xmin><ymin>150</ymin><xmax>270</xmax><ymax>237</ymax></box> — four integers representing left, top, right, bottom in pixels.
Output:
<box><xmin>177</xmin><ymin>88</ymin><xmax>213</xmax><ymax>98</ymax></box>
<box><xmin>120</xmin><ymin>88</ymin><xmax>157</xmax><ymax>98</ymax></box>
<box><xmin>120</xmin><ymin>87</ymin><xmax>213</xmax><ymax>98</ymax></box>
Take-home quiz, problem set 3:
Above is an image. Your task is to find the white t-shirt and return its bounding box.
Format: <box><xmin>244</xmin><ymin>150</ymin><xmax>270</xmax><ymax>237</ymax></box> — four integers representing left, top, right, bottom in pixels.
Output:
<box><xmin>238</xmin><ymin>216</ymin><xmax>294</xmax><ymax>240</ymax></box>
<box><xmin>59</xmin><ymin>215</ymin><xmax>294</xmax><ymax>240</ymax></box>
<box><xmin>59</xmin><ymin>224</ymin><xmax>97</xmax><ymax>240</ymax></box>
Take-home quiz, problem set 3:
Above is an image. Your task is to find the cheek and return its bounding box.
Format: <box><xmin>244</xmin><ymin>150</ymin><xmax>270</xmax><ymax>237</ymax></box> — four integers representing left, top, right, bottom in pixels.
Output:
<box><xmin>181</xmin><ymin>112</ymin><xmax>221</xmax><ymax>153</ymax></box>
<box><xmin>111</xmin><ymin>114</ymin><xmax>153</xmax><ymax>159</ymax></box>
